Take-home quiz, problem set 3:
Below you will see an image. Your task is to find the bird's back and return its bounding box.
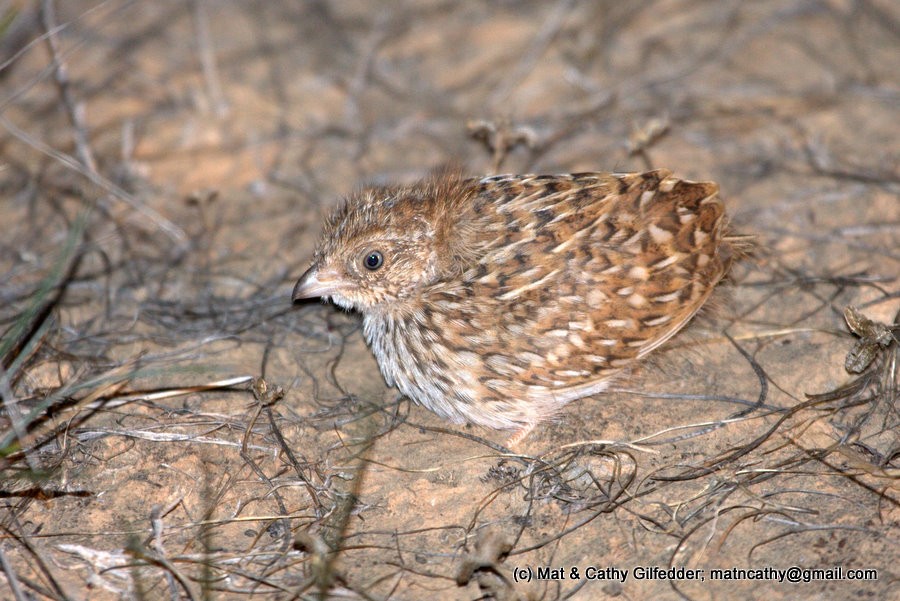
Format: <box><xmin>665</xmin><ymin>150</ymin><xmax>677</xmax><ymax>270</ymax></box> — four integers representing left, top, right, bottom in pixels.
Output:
<box><xmin>418</xmin><ymin>170</ymin><xmax>733</xmax><ymax>417</ymax></box>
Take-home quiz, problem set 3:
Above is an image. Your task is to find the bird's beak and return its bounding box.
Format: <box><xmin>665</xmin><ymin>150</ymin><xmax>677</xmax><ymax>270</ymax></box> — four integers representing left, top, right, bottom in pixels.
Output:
<box><xmin>292</xmin><ymin>266</ymin><xmax>341</xmax><ymax>302</ymax></box>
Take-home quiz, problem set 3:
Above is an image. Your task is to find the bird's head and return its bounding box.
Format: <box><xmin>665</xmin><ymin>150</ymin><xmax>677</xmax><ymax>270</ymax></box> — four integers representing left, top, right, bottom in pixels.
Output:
<box><xmin>292</xmin><ymin>174</ymin><xmax>475</xmax><ymax>312</ymax></box>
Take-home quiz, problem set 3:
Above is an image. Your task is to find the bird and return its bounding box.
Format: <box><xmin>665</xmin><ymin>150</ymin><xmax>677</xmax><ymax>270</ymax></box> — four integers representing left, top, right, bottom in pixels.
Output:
<box><xmin>292</xmin><ymin>168</ymin><xmax>741</xmax><ymax>444</ymax></box>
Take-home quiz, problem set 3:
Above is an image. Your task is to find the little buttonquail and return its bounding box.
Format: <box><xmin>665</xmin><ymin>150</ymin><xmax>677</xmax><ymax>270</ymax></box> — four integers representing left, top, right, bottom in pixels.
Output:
<box><xmin>292</xmin><ymin>169</ymin><xmax>740</xmax><ymax>443</ymax></box>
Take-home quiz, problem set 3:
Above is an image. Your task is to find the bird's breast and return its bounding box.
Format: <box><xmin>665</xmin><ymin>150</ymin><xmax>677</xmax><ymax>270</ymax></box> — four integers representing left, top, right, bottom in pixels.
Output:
<box><xmin>362</xmin><ymin>311</ymin><xmax>475</xmax><ymax>424</ymax></box>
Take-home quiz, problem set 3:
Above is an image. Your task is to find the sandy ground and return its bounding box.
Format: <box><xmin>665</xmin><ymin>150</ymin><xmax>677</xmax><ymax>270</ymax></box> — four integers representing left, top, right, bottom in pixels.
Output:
<box><xmin>0</xmin><ymin>1</ymin><xmax>898</xmax><ymax>600</ymax></box>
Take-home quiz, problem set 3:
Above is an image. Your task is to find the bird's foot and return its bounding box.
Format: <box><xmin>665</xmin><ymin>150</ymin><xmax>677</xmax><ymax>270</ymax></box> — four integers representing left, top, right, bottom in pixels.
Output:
<box><xmin>505</xmin><ymin>422</ymin><xmax>536</xmax><ymax>448</ymax></box>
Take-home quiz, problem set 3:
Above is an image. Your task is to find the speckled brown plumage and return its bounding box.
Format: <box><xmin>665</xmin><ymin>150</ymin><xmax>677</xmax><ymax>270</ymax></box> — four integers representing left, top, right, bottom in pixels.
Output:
<box><xmin>292</xmin><ymin>169</ymin><xmax>739</xmax><ymax>441</ymax></box>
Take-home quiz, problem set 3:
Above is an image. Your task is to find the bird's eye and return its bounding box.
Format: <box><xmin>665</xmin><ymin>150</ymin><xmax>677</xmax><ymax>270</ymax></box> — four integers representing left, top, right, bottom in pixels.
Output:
<box><xmin>363</xmin><ymin>250</ymin><xmax>384</xmax><ymax>271</ymax></box>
